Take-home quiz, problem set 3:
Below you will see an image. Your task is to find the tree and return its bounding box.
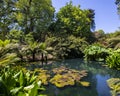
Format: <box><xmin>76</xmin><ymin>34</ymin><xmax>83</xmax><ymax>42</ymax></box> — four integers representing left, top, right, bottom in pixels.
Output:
<box><xmin>0</xmin><ymin>0</ymin><xmax>15</xmax><ymax>39</ymax></box>
<box><xmin>6</xmin><ymin>29</ymin><xmax>24</xmax><ymax>43</ymax></box>
<box><xmin>115</xmin><ymin>0</ymin><xmax>120</xmax><ymax>14</ymax></box>
<box><xmin>15</xmin><ymin>0</ymin><xmax>55</xmax><ymax>38</ymax></box>
<box><xmin>0</xmin><ymin>0</ymin><xmax>55</xmax><ymax>41</ymax></box>
<box><xmin>106</xmin><ymin>30</ymin><xmax>120</xmax><ymax>49</ymax></box>
<box><xmin>50</xmin><ymin>1</ymin><xmax>95</xmax><ymax>40</ymax></box>
<box><xmin>94</xmin><ymin>29</ymin><xmax>105</xmax><ymax>39</ymax></box>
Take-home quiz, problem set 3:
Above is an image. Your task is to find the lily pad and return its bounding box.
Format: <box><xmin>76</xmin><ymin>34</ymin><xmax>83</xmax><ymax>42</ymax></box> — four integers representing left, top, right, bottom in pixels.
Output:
<box><xmin>50</xmin><ymin>66</ymin><xmax>88</xmax><ymax>88</ymax></box>
<box><xmin>35</xmin><ymin>68</ymin><xmax>50</xmax><ymax>85</ymax></box>
<box><xmin>50</xmin><ymin>74</ymin><xmax>75</xmax><ymax>88</ymax></box>
<box><xmin>79</xmin><ymin>81</ymin><xmax>90</xmax><ymax>87</ymax></box>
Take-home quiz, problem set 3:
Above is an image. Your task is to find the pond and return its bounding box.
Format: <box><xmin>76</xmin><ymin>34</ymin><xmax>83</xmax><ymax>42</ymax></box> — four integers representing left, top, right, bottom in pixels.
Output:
<box><xmin>27</xmin><ymin>59</ymin><xmax>120</xmax><ymax>96</ymax></box>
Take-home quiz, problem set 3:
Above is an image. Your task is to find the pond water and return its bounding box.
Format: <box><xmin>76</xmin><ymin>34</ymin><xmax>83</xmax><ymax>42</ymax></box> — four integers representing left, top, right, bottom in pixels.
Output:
<box><xmin>27</xmin><ymin>59</ymin><xmax>120</xmax><ymax>96</ymax></box>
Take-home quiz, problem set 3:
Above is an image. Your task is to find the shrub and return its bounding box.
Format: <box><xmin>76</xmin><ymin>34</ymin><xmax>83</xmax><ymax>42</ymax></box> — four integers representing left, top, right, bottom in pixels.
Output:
<box><xmin>0</xmin><ymin>39</ymin><xmax>20</xmax><ymax>65</ymax></box>
<box><xmin>46</xmin><ymin>35</ymin><xmax>88</xmax><ymax>59</ymax></box>
<box><xmin>106</xmin><ymin>49</ymin><xmax>120</xmax><ymax>70</ymax></box>
<box><xmin>0</xmin><ymin>67</ymin><xmax>45</xmax><ymax>96</ymax></box>
<box><xmin>84</xmin><ymin>45</ymin><xmax>110</xmax><ymax>61</ymax></box>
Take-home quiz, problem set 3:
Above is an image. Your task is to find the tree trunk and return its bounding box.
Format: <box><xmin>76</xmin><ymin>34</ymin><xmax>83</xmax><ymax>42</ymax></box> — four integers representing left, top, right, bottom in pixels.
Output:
<box><xmin>41</xmin><ymin>53</ymin><xmax>44</xmax><ymax>66</ymax></box>
<box><xmin>45</xmin><ymin>55</ymin><xmax>47</xmax><ymax>64</ymax></box>
<box><xmin>32</xmin><ymin>50</ymin><xmax>35</xmax><ymax>61</ymax></box>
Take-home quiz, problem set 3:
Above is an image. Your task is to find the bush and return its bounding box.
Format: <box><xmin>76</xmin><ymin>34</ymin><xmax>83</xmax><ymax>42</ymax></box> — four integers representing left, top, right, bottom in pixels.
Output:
<box><xmin>46</xmin><ymin>35</ymin><xmax>88</xmax><ymax>59</ymax></box>
<box><xmin>84</xmin><ymin>45</ymin><xmax>110</xmax><ymax>61</ymax></box>
<box><xmin>0</xmin><ymin>67</ymin><xmax>45</xmax><ymax>96</ymax></box>
<box><xmin>106</xmin><ymin>49</ymin><xmax>120</xmax><ymax>70</ymax></box>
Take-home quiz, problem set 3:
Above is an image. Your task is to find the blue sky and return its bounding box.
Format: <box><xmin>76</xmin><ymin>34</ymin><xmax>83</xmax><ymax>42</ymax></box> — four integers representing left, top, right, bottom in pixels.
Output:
<box><xmin>52</xmin><ymin>0</ymin><xmax>120</xmax><ymax>33</ymax></box>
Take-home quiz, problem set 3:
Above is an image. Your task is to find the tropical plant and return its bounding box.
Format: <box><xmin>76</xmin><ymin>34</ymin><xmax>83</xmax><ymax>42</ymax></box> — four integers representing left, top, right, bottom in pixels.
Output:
<box><xmin>0</xmin><ymin>39</ymin><xmax>20</xmax><ymax>65</ymax></box>
<box><xmin>84</xmin><ymin>45</ymin><xmax>110</xmax><ymax>61</ymax></box>
<box><xmin>0</xmin><ymin>67</ymin><xmax>45</xmax><ymax>96</ymax></box>
<box><xmin>105</xmin><ymin>30</ymin><xmax>120</xmax><ymax>49</ymax></box>
<box><xmin>0</xmin><ymin>53</ymin><xmax>20</xmax><ymax>65</ymax></box>
<box><xmin>25</xmin><ymin>41</ymin><xmax>40</xmax><ymax>61</ymax></box>
<box><xmin>46</xmin><ymin>35</ymin><xmax>88</xmax><ymax>59</ymax></box>
<box><xmin>107</xmin><ymin>78</ymin><xmax>120</xmax><ymax>96</ymax></box>
<box><xmin>38</xmin><ymin>43</ymin><xmax>52</xmax><ymax>63</ymax></box>
<box><xmin>6</xmin><ymin>29</ymin><xmax>24</xmax><ymax>43</ymax></box>
<box><xmin>107</xmin><ymin>38</ymin><xmax>120</xmax><ymax>49</ymax></box>
<box><xmin>106</xmin><ymin>49</ymin><xmax>120</xmax><ymax>70</ymax></box>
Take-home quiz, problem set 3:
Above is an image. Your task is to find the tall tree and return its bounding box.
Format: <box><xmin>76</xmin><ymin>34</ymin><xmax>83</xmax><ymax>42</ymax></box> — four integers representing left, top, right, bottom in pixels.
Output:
<box><xmin>115</xmin><ymin>0</ymin><xmax>120</xmax><ymax>14</ymax></box>
<box><xmin>50</xmin><ymin>1</ymin><xmax>95</xmax><ymax>40</ymax></box>
<box><xmin>15</xmin><ymin>0</ymin><xmax>55</xmax><ymax>38</ymax></box>
<box><xmin>87</xmin><ymin>9</ymin><xmax>95</xmax><ymax>31</ymax></box>
<box><xmin>0</xmin><ymin>0</ymin><xmax>16</xmax><ymax>38</ymax></box>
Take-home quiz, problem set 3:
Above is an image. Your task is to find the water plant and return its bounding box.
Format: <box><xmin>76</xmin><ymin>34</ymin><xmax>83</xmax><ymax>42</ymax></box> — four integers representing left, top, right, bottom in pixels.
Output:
<box><xmin>107</xmin><ymin>78</ymin><xmax>120</xmax><ymax>96</ymax></box>
<box><xmin>35</xmin><ymin>68</ymin><xmax>50</xmax><ymax>85</ymax></box>
<box><xmin>50</xmin><ymin>66</ymin><xmax>89</xmax><ymax>88</ymax></box>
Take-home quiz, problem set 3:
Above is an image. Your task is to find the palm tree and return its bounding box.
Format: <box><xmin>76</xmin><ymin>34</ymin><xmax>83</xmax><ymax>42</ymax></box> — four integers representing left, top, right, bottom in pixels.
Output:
<box><xmin>38</xmin><ymin>43</ymin><xmax>53</xmax><ymax>64</ymax></box>
<box><xmin>25</xmin><ymin>41</ymin><xmax>39</xmax><ymax>61</ymax></box>
<box><xmin>107</xmin><ymin>38</ymin><xmax>120</xmax><ymax>49</ymax></box>
<box><xmin>0</xmin><ymin>39</ymin><xmax>20</xmax><ymax>65</ymax></box>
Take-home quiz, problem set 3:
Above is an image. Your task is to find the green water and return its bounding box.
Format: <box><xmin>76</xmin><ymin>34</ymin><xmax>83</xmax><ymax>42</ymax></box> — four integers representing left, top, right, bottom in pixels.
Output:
<box><xmin>27</xmin><ymin>59</ymin><xmax>120</xmax><ymax>96</ymax></box>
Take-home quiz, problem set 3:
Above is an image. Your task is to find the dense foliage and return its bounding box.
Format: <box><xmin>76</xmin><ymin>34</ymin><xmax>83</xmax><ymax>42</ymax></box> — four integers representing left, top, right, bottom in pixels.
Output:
<box><xmin>0</xmin><ymin>0</ymin><xmax>54</xmax><ymax>40</ymax></box>
<box><xmin>106</xmin><ymin>49</ymin><xmax>120</xmax><ymax>70</ymax></box>
<box><xmin>49</xmin><ymin>2</ymin><xmax>95</xmax><ymax>42</ymax></box>
<box><xmin>0</xmin><ymin>67</ymin><xmax>45</xmax><ymax>96</ymax></box>
<box><xmin>115</xmin><ymin>0</ymin><xmax>120</xmax><ymax>14</ymax></box>
<box><xmin>84</xmin><ymin>45</ymin><xmax>110</xmax><ymax>61</ymax></box>
<box><xmin>0</xmin><ymin>0</ymin><xmax>120</xmax><ymax>95</ymax></box>
<box><xmin>0</xmin><ymin>39</ymin><xmax>20</xmax><ymax>65</ymax></box>
<box><xmin>106</xmin><ymin>31</ymin><xmax>120</xmax><ymax>49</ymax></box>
<box><xmin>45</xmin><ymin>35</ymin><xmax>88</xmax><ymax>59</ymax></box>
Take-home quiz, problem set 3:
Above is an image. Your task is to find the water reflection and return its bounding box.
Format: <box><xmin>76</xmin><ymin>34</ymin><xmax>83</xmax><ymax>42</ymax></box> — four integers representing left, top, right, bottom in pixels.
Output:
<box><xmin>96</xmin><ymin>75</ymin><xmax>110</xmax><ymax>96</ymax></box>
<box><xmin>27</xmin><ymin>59</ymin><xmax>120</xmax><ymax>96</ymax></box>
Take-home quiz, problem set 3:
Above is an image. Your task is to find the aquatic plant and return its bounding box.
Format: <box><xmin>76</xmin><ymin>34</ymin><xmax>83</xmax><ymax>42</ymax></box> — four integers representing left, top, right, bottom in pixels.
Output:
<box><xmin>79</xmin><ymin>81</ymin><xmax>90</xmax><ymax>87</ymax></box>
<box><xmin>50</xmin><ymin>74</ymin><xmax>75</xmax><ymax>87</ymax></box>
<box><xmin>50</xmin><ymin>66</ymin><xmax>89</xmax><ymax>88</ymax></box>
<box><xmin>35</xmin><ymin>68</ymin><xmax>50</xmax><ymax>85</ymax></box>
<box><xmin>107</xmin><ymin>78</ymin><xmax>120</xmax><ymax>96</ymax></box>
